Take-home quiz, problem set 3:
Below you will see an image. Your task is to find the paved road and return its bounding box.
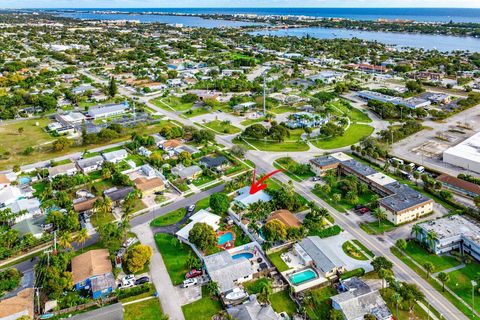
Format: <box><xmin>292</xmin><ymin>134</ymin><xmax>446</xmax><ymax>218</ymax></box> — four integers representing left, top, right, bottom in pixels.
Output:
<box><xmin>249</xmin><ymin>153</ymin><xmax>468</xmax><ymax>320</ymax></box>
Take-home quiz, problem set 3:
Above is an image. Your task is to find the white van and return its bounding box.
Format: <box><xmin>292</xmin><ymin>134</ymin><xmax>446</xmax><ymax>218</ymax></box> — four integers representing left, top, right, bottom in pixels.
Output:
<box><xmin>389</xmin><ymin>158</ymin><xmax>404</xmax><ymax>165</ymax></box>
<box><xmin>416</xmin><ymin>166</ymin><xmax>425</xmax><ymax>173</ymax></box>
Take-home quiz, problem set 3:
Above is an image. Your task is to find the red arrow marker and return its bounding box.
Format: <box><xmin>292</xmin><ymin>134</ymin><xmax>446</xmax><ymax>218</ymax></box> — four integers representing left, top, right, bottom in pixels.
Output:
<box><xmin>249</xmin><ymin>169</ymin><xmax>283</xmax><ymax>195</ymax></box>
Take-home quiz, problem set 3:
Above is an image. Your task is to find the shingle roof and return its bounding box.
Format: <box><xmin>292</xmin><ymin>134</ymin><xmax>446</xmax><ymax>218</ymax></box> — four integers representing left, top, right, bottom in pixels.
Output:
<box><xmin>76</xmin><ymin>156</ymin><xmax>104</xmax><ymax>169</ymax></box>
<box><xmin>71</xmin><ymin>249</ymin><xmax>113</xmax><ymax>284</ymax></box>
<box><xmin>0</xmin><ymin>288</ymin><xmax>34</xmax><ymax>319</ymax></box>
<box><xmin>73</xmin><ymin>197</ymin><xmax>99</xmax><ymax>213</ymax></box>
<box><xmin>69</xmin><ymin>303</ymin><xmax>124</xmax><ymax>320</ymax></box>
<box><xmin>199</xmin><ymin>156</ymin><xmax>227</xmax><ymax>168</ymax></box>
<box><xmin>104</xmin><ymin>187</ymin><xmax>135</xmax><ymax>202</ymax></box>
<box><xmin>268</xmin><ymin>210</ymin><xmax>301</xmax><ymax>228</ymax></box>
<box><xmin>204</xmin><ymin>251</ymin><xmax>253</xmax><ymax>293</ymax></box>
<box><xmin>48</xmin><ymin>162</ymin><xmax>77</xmax><ymax>177</ymax></box>
<box><xmin>134</xmin><ymin>177</ymin><xmax>165</xmax><ymax>192</ymax></box>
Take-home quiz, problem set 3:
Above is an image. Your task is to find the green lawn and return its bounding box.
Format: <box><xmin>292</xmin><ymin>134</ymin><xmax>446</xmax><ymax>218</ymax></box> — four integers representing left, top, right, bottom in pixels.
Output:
<box><xmin>391</xmin><ymin>246</ymin><xmax>480</xmax><ymax>320</ymax></box>
<box><xmin>182</xmin><ymin>286</ymin><xmax>223</xmax><ymax>320</ymax></box>
<box><xmin>237</xmin><ymin>137</ymin><xmax>310</xmax><ymax>152</ymax></box>
<box><xmin>311</xmin><ymin>124</ymin><xmax>374</xmax><ymax>149</ymax></box>
<box><xmin>359</xmin><ymin>219</ymin><xmax>396</xmax><ymax>235</ymax></box>
<box><xmin>203</xmin><ymin>120</ymin><xmax>241</xmax><ymax>135</ymax></box>
<box><xmin>195</xmin><ymin>196</ymin><xmax>211</xmax><ymax>212</ymax></box>
<box><xmin>404</xmin><ymin>241</ymin><xmax>461</xmax><ymax>273</ymax></box>
<box><xmin>329</xmin><ymin>100</ymin><xmax>372</xmax><ymax>123</ymax></box>
<box><xmin>446</xmin><ymin>261</ymin><xmax>480</xmax><ymax>315</ymax></box>
<box><xmin>304</xmin><ymin>286</ymin><xmax>337</xmax><ymax>320</ymax></box>
<box><xmin>352</xmin><ymin>239</ymin><xmax>375</xmax><ymax>258</ymax></box>
<box><xmin>192</xmin><ymin>174</ymin><xmax>216</xmax><ymax>187</ymax></box>
<box><xmin>124</xmin><ymin>298</ymin><xmax>165</xmax><ymax>320</ymax></box>
<box><xmin>273</xmin><ymin>157</ymin><xmax>315</xmax><ymax>182</ymax></box>
<box><xmin>268</xmin><ymin>249</ymin><xmax>292</xmax><ymax>272</ymax></box>
<box><xmin>270</xmin><ymin>290</ymin><xmax>297</xmax><ymax>316</ymax></box>
<box><xmin>150</xmin><ymin>208</ymin><xmax>187</xmax><ymax>227</ymax></box>
<box><xmin>90</xmin><ymin>211</ymin><xmax>115</xmax><ymax>228</ymax></box>
<box><xmin>342</xmin><ymin>241</ymin><xmax>368</xmax><ymax>260</ymax></box>
<box><xmin>244</xmin><ymin>278</ymin><xmax>272</xmax><ymax>294</ymax></box>
<box><xmin>312</xmin><ymin>184</ymin><xmax>376</xmax><ymax>213</ymax></box>
<box><xmin>240</xmin><ymin>117</ymin><xmax>265</xmax><ymax>126</ymax></box>
<box><xmin>154</xmin><ymin>233</ymin><xmax>193</xmax><ymax>285</ymax></box>
<box><xmin>151</xmin><ymin>96</ymin><xmax>194</xmax><ymax>112</ymax></box>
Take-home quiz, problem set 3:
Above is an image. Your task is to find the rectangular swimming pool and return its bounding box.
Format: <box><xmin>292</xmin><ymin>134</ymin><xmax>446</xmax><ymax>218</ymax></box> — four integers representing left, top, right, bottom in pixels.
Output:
<box><xmin>289</xmin><ymin>268</ymin><xmax>318</xmax><ymax>285</ymax></box>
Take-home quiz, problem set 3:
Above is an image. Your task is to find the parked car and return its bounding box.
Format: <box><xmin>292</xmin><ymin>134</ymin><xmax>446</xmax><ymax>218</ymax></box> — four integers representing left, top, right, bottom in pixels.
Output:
<box><xmin>122</xmin><ymin>275</ymin><xmax>135</xmax><ymax>285</ymax></box>
<box><xmin>135</xmin><ymin>276</ymin><xmax>150</xmax><ymax>285</ymax></box>
<box><xmin>389</xmin><ymin>158</ymin><xmax>404</xmax><ymax>165</ymax></box>
<box><xmin>186</xmin><ymin>204</ymin><xmax>196</xmax><ymax>214</ymax></box>
<box><xmin>119</xmin><ymin>279</ymin><xmax>135</xmax><ymax>288</ymax></box>
<box><xmin>357</xmin><ymin>207</ymin><xmax>370</xmax><ymax>214</ymax></box>
<box><xmin>185</xmin><ymin>269</ymin><xmax>202</xmax><ymax>279</ymax></box>
<box><xmin>312</xmin><ymin>176</ymin><xmax>321</xmax><ymax>182</ymax></box>
<box><xmin>182</xmin><ymin>278</ymin><xmax>198</xmax><ymax>288</ymax></box>
<box><xmin>416</xmin><ymin>166</ymin><xmax>425</xmax><ymax>173</ymax></box>
<box><xmin>123</xmin><ymin>238</ymin><xmax>137</xmax><ymax>248</ymax></box>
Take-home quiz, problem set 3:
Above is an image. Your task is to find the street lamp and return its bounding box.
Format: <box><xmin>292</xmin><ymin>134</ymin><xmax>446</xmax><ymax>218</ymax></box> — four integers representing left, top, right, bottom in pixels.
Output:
<box><xmin>472</xmin><ymin>280</ymin><xmax>477</xmax><ymax>317</ymax></box>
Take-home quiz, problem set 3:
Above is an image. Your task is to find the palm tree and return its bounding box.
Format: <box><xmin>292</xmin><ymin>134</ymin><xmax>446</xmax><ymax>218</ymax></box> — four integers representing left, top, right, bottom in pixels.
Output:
<box><xmin>426</xmin><ymin>231</ymin><xmax>437</xmax><ymax>252</ymax></box>
<box><xmin>58</xmin><ymin>232</ymin><xmax>73</xmax><ymax>250</ymax></box>
<box><xmin>391</xmin><ymin>292</ymin><xmax>403</xmax><ymax>320</ymax></box>
<box><xmin>423</xmin><ymin>262</ymin><xmax>434</xmax><ymax>279</ymax></box>
<box><xmin>75</xmin><ymin>228</ymin><xmax>90</xmax><ymax>252</ymax></box>
<box><xmin>206</xmin><ymin>281</ymin><xmax>219</xmax><ymax>297</ymax></box>
<box><xmin>372</xmin><ymin>208</ymin><xmax>386</xmax><ymax>228</ymax></box>
<box><xmin>411</xmin><ymin>225</ymin><xmax>422</xmax><ymax>242</ymax></box>
<box><xmin>437</xmin><ymin>272</ymin><xmax>450</xmax><ymax>292</ymax></box>
<box><xmin>378</xmin><ymin>268</ymin><xmax>392</xmax><ymax>289</ymax></box>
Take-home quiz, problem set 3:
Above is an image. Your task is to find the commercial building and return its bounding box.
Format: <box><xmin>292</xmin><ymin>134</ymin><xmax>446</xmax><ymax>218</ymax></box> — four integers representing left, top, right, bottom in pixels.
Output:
<box><xmin>417</xmin><ymin>215</ymin><xmax>480</xmax><ymax>261</ymax></box>
<box><xmin>443</xmin><ymin>132</ymin><xmax>480</xmax><ymax>174</ymax></box>
<box><xmin>310</xmin><ymin>153</ymin><xmax>433</xmax><ymax>225</ymax></box>
<box><xmin>436</xmin><ymin>174</ymin><xmax>480</xmax><ymax>199</ymax></box>
<box><xmin>358</xmin><ymin>90</ymin><xmax>431</xmax><ymax>109</ymax></box>
<box><xmin>87</xmin><ymin>101</ymin><xmax>129</xmax><ymax>119</ymax></box>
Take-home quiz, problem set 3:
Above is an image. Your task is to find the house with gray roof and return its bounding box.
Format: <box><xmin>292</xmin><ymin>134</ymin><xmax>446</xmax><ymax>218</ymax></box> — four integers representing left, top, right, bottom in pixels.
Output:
<box><xmin>5</xmin><ymin>198</ymin><xmax>42</xmax><ymax>224</ymax></box>
<box><xmin>203</xmin><ymin>251</ymin><xmax>253</xmax><ymax>293</ymax></box>
<box><xmin>227</xmin><ymin>295</ymin><xmax>280</xmax><ymax>320</ymax></box>
<box><xmin>76</xmin><ymin>156</ymin><xmax>104</xmax><ymax>174</ymax></box>
<box><xmin>102</xmin><ymin>149</ymin><xmax>128</xmax><ymax>164</ymax></box>
<box><xmin>171</xmin><ymin>164</ymin><xmax>202</xmax><ymax>180</ymax></box>
<box><xmin>104</xmin><ymin>186</ymin><xmax>135</xmax><ymax>203</ymax></box>
<box><xmin>69</xmin><ymin>302</ymin><xmax>123</xmax><ymax>320</ymax></box>
<box><xmin>331</xmin><ymin>277</ymin><xmax>392</xmax><ymax>320</ymax></box>
<box><xmin>174</xmin><ymin>145</ymin><xmax>200</xmax><ymax>156</ymax></box>
<box><xmin>12</xmin><ymin>215</ymin><xmax>46</xmax><ymax>239</ymax></box>
<box><xmin>48</xmin><ymin>162</ymin><xmax>78</xmax><ymax>179</ymax></box>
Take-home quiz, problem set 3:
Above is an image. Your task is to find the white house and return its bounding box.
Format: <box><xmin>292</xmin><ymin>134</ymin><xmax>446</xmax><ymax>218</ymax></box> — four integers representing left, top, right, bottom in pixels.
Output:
<box><xmin>76</xmin><ymin>156</ymin><xmax>104</xmax><ymax>174</ymax></box>
<box><xmin>175</xmin><ymin>209</ymin><xmax>221</xmax><ymax>241</ymax></box>
<box><xmin>0</xmin><ymin>186</ymin><xmax>22</xmax><ymax>207</ymax></box>
<box><xmin>102</xmin><ymin>149</ymin><xmax>128</xmax><ymax>164</ymax></box>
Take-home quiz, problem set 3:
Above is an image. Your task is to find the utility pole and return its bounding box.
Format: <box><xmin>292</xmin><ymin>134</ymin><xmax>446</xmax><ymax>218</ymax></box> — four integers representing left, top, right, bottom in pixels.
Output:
<box><xmin>263</xmin><ymin>73</ymin><xmax>266</xmax><ymax>116</ymax></box>
<box><xmin>53</xmin><ymin>230</ymin><xmax>57</xmax><ymax>253</ymax></box>
<box><xmin>34</xmin><ymin>287</ymin><xmax>41</xmax><ymax>315</ymax></box>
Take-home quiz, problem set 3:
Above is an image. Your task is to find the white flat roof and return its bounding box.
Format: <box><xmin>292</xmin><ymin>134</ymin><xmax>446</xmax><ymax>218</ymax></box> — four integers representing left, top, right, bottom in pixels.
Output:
<box><xmin>444</xmin><ymin>132</ymin><xmax>480</xmax><ymax>164</ymax></box>
<box><xmin>366</xmin><ymin>172</ymin><xmax>397</xmax><ymax>187</ymax></box>
<box><xmin>331</xmin><ymin>152</ymin><xmax>353</xmax><ymax>162</ymax></box>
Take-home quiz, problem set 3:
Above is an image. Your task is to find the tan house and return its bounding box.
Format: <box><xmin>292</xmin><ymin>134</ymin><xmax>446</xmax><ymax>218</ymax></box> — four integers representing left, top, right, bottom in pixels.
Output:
<box><xmin>0</xmin><ymin>174</ymin><xmax>10</xmax><ymax>189</ymax></box>
<box><xmin>73</xmin><ymin>197</ymin><xmax>99</xmax><ymax>214</ymax></box>
<box><xmin>71</xmin><ymin>249</ymin><xmax>113</xmax><ymax>290</ymax></box>
<box><xmin>268</xmin><ymin>210</ymin><xmax>301</xmax><ymax>228</ymax></box>
<box><xmin>0</xmin><ymin>288</ymin><xmax>34</xmax><ymax>320</ymax></box>
<box><xmin>162</xmin><ymin>139</ymin><xmax>182</xmax><ymax>151</ymax></box>
<box><xmin>134</xmin><ymin>177</ymin><xmax>165</xmax><ymax>195</ymax></box>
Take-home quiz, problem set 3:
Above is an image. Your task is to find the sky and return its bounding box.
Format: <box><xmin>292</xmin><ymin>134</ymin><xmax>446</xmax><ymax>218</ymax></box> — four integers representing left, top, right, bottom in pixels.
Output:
<box><xmin>1</xmin><ymin>0</ymin><xmax>480</xmax><ymax>9</ymax></box>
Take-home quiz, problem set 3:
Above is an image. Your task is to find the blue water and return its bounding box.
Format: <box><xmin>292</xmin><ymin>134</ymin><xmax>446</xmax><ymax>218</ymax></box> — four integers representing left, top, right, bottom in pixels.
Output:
<box><xmin>232</xmin><ymin>252</ymin><xmax>254</xmax><ymax>260</ymax></box>
<box><xmin>19</xmin><ymin>176</ymin><xmax>31</xmax><ymax>185</ymax></box>
<box><xmin>289</xmin><ymin>269</ymin><xmax>318</xmax><ymax>285</ymax></box>
<box><xmin>49</xmin><ymin>8</ymin><xmax>480</xmax><ymax>23</ymax></box>
<box><xmin>251</xmin><ymin>27</ymin><xmax>480</xmax><ymax>52</ymax></box>
<box><xmin>57</xmin><ymin>12</ymin><xmax>264</xmax><ymax>28</ymax></box>
<box><xmin>217</xmin><ymin>232</ymin><xmax>234</xmax><ymax>245</ymax></box>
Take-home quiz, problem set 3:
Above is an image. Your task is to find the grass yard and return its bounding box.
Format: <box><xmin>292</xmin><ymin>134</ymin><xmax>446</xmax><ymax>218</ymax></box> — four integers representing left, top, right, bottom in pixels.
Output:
<box><xmin>203</xmin><ymin>120</ymin><xmax>241</xmax><ymax>135</ymax></box>
<box><xmin>150</xmin><ymin>208</ymin><xmax>187</xmax><ymax>227</ymax></box>
<box><xmin>445</xmin><ymin>261</ymin><xmax>480</xmax><ymax>315</ymax></box>
<box><xmin>124</xmin><ymin>298</ymin><xmax>165</xmax><ymax>320</ymax></box>
<box><xmin>192</xmin><ymin>174</ymin><xmax>216</xmax><ymax>187</ymax></box>
<box><xmin>330</xmin><ymin>100</ymin><xmax>372</xmax><ymax>123</ymax></box>
<box><xmin>154</xmin><ymin>233</ymin><xmax>193</xmax><ymax>285</ymax></box>
<box><xmin>342</xmin><ymin>241</ymin><xmax>368</xmax><ymax>260</ymax></box>
<box><xmin>271</xmin><ymin>105</ymin><xmax>297</xmax><ymax>114</ymax></box>
<box><xmin>237</xmin><ymin>137</ymin><xmax>310</xmax><ymax>152</ymax></box>
<box><xmin>194</xmin><ymin>196</ymin><xmax>211</xmax><ymax>212</ymax></box>
<box><xmin>244</xmin><ymin>278</ymin><xmax>272</xmax><ymax>294</ymax></box>
<box><xmin>270</xmin><ymin>290</ymin><xmax>297</xmax><ymax>316</ymax></box>
<box><xmin>359</xmin><ymin>220</ymin><xmax>396</xmax><ymax>235</ymax></box>
<box><xmin>404</xmin><ymin>241</ymin><xmax>461</xmax><ymax>273</ymax></box>
<box><xmin>274</xmin><ymin>157</ymin><xmax>315</xmax><ymax>182</ymax></box>
<box><xmin>182</xmin><ymin>286</ymin><xmax>223</xmax><ymax>320</ymax></box>
<box><xmin>311</xmin><ymin>124</ymin><xmax>374</xmax><ymax>149</ymax></box>
<box><xmin>268</xmin><ymin>248</ymin><xmax>291</xmax><ymax>272</ymax></box>
<box><xmin>312</xmin><ymin>183</ymin><xmax>376</xmax><ymax>213</ymax></box>
<box><xmin>240</xmin><ymin>117</ymin><xmax>265</xmax><ymax>126</ymax></box>
<box><xmin>151</xmin><ymin>96</ymin><xmax>194</xmax><ymax>112</ymax></box>
<box><xmin>304</xmin><ymin>286</ymin><xmax>337</xmax><ymax>320</ymax></box>
<box><xmin>90</xmin><ymin>211</ymin><xmax>115</xmax><ymax>228</ymax></box>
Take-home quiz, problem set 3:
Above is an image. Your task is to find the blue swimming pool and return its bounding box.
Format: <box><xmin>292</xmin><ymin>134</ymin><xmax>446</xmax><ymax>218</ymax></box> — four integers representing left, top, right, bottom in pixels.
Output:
<box><xmin>232</xmin><ymin>252</ymin><xmax>254</xmax><ymax>260</ymax></box>
<box><xmin>217</xmin><ymin>232</ymin><xmax>234</xmax><ymax>245</ymax></box>
<box><xmin>19</xmin><ymin>176</ymin><xmax>31</xmax><ymax>185</ymax></box>
<box><xmin>289</xmin><ymin>268</ymin><xmax>318</xmax><ymax>285</ymax></box>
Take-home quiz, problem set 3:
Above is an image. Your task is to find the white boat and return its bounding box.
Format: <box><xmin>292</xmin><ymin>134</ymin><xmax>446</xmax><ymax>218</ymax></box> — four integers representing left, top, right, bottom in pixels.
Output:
<box><xmin>225</xmin><ymin>287</ymin><xmax>248</xmax><ymax>301</ymax></box>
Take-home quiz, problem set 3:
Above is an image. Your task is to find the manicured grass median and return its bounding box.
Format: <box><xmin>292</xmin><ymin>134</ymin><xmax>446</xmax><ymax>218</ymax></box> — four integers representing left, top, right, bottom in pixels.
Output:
<box><xmin>182</xmin><ymin>286</ymin><xmax>223</xmax><ymax>320</ymax></box>
<box><xmin>270</xmin><ymin>290</ymin><xmax>297</xmax><ymax>316</ymax></box>
<box><xmin>124</xmin><ymin>298</ymin><xmax>165</xmax><ymax>320</ymax></box>
<box><xmin>359</xmin><ymin>219</ymin><xmax>396</xmax><ymax>235</ymax></box>
<box><xmin>342</xmin><ymin>241</ymin><xmax>368</xmax><ymax>260</ymax></box>
<box><xmin>268</xmin><ymin>249</ymin><xmax>291</xmax><ymax>272</ymax></box>
<box><xmin>154</xmin><ymin>233</ymin><xmax>192</xmax><ymax>285</ymax></box>
<box><xmin>311</xmin><ymin>124</ymin><xmax>374</xmax><ymax>149</ymax></box>
<box><xmin>150</xmin><ymin>208</ymin><xmax>187</xmax><ymax>227</ymax></box>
